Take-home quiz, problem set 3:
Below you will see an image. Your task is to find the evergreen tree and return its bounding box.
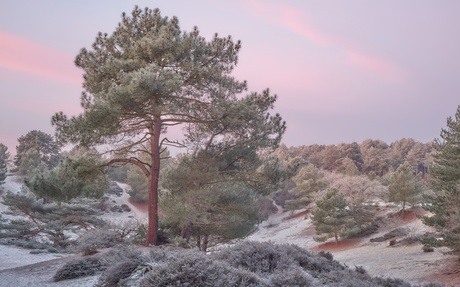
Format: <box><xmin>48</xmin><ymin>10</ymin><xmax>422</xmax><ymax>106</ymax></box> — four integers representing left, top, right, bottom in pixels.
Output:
<box><xmin>311</xmin><ymin>189</ymin><xmax>348</xmax><ymax>244</ymax></box>
<box><xmin>388</xmin><ymin>161</ymin><xmax>423</xmax><ymax>218</ymax></box>
<box><xmin>160</xmin><ymin>145</ymin><xmax>271</xmax><ymax>251</ymax></box>
<box><xmin>15</xmin><ymin>130</ymin><xmax>61</xmax><ymax>170</ymax></box>
<box><xmin>25</xmin><ymin>149</ymin><xmax>108</xmax><ymax>202</ymax></box>
<box><xmin>285</xmin><ymin>164</ymin><xmax>326</xmax><ymax>210</ymax></box>
<box><xmin>1</xmin><ymin>190</ymin><xmax>105</xmax><ymax>247</ymax></box>
<box><xmin>423</xmin><ymin>105</ymin><xmax>460</xmax><ymax>255</ymax></box>
<box><xmin>51</xmin><ymin>7</ymin><xmax>285</xmax><ymax>245</ymax></box>
<box><xmin>331</xmin><ymin>175</ymin><xmax>380</xmax><ymax>236</ymax></box>
<box><xmin>0</xmin><ymin>143</ymin><xmax>9</xmax><ymax>185</ymax></box>
<box><xmin>18</xmin><ymin>149</ymin><xmax>44</xmax><ymax>176</ymax></box>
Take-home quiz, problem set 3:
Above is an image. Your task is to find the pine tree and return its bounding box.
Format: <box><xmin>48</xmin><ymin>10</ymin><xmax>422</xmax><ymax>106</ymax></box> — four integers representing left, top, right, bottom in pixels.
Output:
<box><xmin>388</xmin><ymin>161</ymin><xmax>423</xmax><ymax>218</ymax></box>
<box><xmin>311</xmin><ymin>189</ymin><xmax>348</xmax><ymax>244</ymax></box>
<box><xmin>0</xmin><ymin>143</ymin><xmax>9</xmax><ymax>185</ymax></box>
<box><xmin>285</xmin><ymin>164</ymin><xmax>326</xmax><ymax>210</ymax></box>
<box><xmin>51</xmin><ymin>7</ymin><xmax>285</xmax><ymax>245</ymax></box>
<box><xmin>423</xmin><ymin>105</ymin><xmax>460</xmax><ymax>255</ymax></box>
<box><xmin>15</xmin><ymin>130</ymin><xmax>61</xmax><ymax>170</ymax></box>
<box><xmin>25</xmin><ymin>149</ymin><xmax>108</xmax><ymax>202</ymax></box>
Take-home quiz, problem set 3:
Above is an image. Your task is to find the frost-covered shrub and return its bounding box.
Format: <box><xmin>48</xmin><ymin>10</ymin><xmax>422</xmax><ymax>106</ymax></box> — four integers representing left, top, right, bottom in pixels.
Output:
<box><xmin>75</xmin><ymin>227</ymin><xmax>124</xmax><ymax>253</ymax></box>
<box><xmin>269</xmin><ymin>268</ymin><xmax>313</xmax><ymax>287</ymax></box>
<box><xmin>75</xmin><ymin>222</ymin><xmax>145</xmax><ymax>253</ymax></box>
<box><xmin>140</xmin><ymin>250</ymin><xmax>266</xmax><ymax>287</ymax></box>
<box><xmin>281</xmin><ymin>244</ymin><xmax>346</xmax><ymax>276</ymax></box>
<box><xmin>372</xmin><ymin>277</ymin><xmax>413</xmax><ymax>287</ymax></box>
<box><xmin>213</xmin><ymin>241</ymin><xmax>292</xmax><ymax>274</ymax></box>
<box><xmin>318</xmin><ymin>269</ymin><xmax>377</xmax><ymax>287</ymax></box>
<box><xmin>95</xmin><ymin>258</ymin><xmax>145</xmax><ymax>287</ymax></box>
<box><xmin>54</xmin><ymin>245</ymin><xmax>144</xmax><ymax>282</ymax></box>
<box><xmin>53</xmin><ymin>256</ymin><xmax>102</xmax><ymax>281</ymax></box>
<box><xmin>214</xmin><ymin>241</ymin><xmax>347</xmax><ymax>279</ymax></box>
<box><xmin>317</xmin><ymin>250</ymin><xmax>334</xmax><ymax>261</ymax></box>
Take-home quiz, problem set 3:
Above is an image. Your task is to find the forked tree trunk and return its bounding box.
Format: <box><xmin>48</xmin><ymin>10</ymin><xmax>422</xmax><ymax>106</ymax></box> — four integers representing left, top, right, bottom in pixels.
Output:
<box><xmin>146</xmin><ymin>117</ymin><xmax>162</xmax><ymax>246</ymax></box>
<box><xmin>334</xmin><ymin>232</ymin><xmax>339</xmax><ymax>244</ymax></box>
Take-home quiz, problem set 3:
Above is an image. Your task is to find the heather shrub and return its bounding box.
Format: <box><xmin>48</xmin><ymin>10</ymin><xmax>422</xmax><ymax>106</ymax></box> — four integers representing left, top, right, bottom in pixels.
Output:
<box><xmin>274</xmin><ymin>243</ymin><xmax>344</xmax><ymax>276</ymax></box>
<box><xmin>95</xmin><ymin>257</ymin><xmax>145</xmax><ymax>287</ymax></box>
<box><xmin>75</xmin><ymin>221</ymin><xmax>145</xmax><ymax>253</ymax></box>
<box><xmin>317</xmin><ymin>250</ymin><xmax>334</xmax><ymax>261</ymax></box>
<box><xmin>53</xmin><ymin>256</ymin><xmax>102</xmax><ymax>281</ymax></box>
<box><xmin>372</xmin><ymin>277</ymin><xmax>414</xmax><ymax>287</ymax></box>
<box><xmin>140</xmin><ymin>250</ymin><xmax>266</xmax><ymax>287</ymax></box>
<box><xmin>214</xmin><ymin>241</ymin><xmax>347</xmax><ymax>280</ymax></box>
<box><xmin>318</xmin><ymin>269</ymin><xmax>376</xmax><ymax>287</ymax></box>
<box><xmin>269</xmin><ymin>268</ymin><xmax>313</xmax><ymax>287</ymax></box>
<box><xmin>54</xmin><ymin>245</ymin><xmax>144</xmax><ymax>282</ymax></box>
<box><xmin>213</xmin><ymin>241</ymin><xmax>291</xmax><ymax>274</ymax></box>
<box><xmin>75</xmin><ymin>227</ymin><xmax>124</xmax><ymax>253</ymax></box>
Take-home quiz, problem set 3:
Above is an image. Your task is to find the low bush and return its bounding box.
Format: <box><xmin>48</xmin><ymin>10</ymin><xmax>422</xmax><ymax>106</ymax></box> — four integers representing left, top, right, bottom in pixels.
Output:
<box><xmin>95</xmin><ymin>258</ymin><xmax>145</xmax><ymax>287</ymax></box>
<box><xmin>54</xmin><ymin>245</ymin><xmax>144</xmax><ymax>282</ymax></box>
<box><xmin>422</xmin><ymin>245</ymin><xmax>434</xmax><ymax>252</ymax></box>
<box><xmin>53</xmin><ymin>256</ymin><xmax>102</xmax><ymax>281</ymax></box>
<box><xmin>269</xmin><ymin>268</ymin><xmax>313</xmax><ymax>287</ymax></box>
<box><xmin>53</xmin><ymin>241</ymin><xmax>446</xmax><ymax>286</ymax></box>
<box><xmin>75</xmin><ymin>228</ymin><xmax>124</xmax><ymax>253</ymax></box>
<box><xmin>140</xmin><ymin>250</ymin><xmax>266</xmax><ymax>287</ymax></box>
<box><xmin>213</xmin><ymin>241</ymin><xmax>287</xmax><ymax>274</ymax></box>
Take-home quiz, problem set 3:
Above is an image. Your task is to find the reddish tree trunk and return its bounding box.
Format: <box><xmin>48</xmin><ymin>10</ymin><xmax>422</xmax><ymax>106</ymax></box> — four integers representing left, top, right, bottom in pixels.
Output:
<box><xmin>201</xmin><ymin>235</ymin><xmax>209</xmax><ymax>252</ymax></box>
<box><xmin>146</xmin><ymin>116</ymin><xmax>162</xmax><ymax>246</ymax></box>
<box><xmin>181</xmin><ymin>222</ymin><xmax>192</xmax><ymax>243</ymax></box>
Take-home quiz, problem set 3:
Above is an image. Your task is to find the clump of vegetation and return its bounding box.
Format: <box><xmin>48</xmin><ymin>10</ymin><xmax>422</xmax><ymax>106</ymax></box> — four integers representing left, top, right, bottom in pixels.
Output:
<box><xmin>54</xmin><ymin>245</ymin><xmax>144</xmax><ymax>282</ymax></box>
<box><xmin>0</xmin><ymin>190</ymin><xmax>106</xmax><ymax>248</ymax></box>
<box><xmin>0</xmin><ymin>143</ymin><xmax>9</xmax><ymax>186</ymax></box>
<box><xmin>53</xmin><ymin>256</ymin><xmax>102</xmax><ymax>281</ymax></box>
<box><xmin>95</xmin><ymin>258</ymin><xmax>145</xmax><ymax>287</ymax></box>
<box><xmin>140</xmin><ymin>250</ymin><xmax>264</xmax><ymax>287</ymax></box>
<box><xmin>423</xmin><ymin>105</ymin><xmax>460</xmax><ymax>257</ymax></box>
<box><xmin>49</xmin><ymin>237</ymin><xmax>444</xmax><ymax>286</ymax></box>
<box><xmin>75</xmin><ymin>221</ymin><xmax>145</xmax><ymax>254</ymax></box>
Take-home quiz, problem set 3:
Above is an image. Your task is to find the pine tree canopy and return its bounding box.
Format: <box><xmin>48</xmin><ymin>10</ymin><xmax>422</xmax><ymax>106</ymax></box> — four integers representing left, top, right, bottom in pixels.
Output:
<box><xmin>51</xmin><ymin>6</ymin><xmax>285</xmax><ymax>245</ymax></box>
<box><xmin>423</xmin><ymin>105</ymin><xmax>460</xmax><ymax>254</ymax></box>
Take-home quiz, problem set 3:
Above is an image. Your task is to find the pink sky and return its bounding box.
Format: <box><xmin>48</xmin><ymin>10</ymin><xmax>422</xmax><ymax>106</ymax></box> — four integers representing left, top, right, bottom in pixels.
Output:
<box><xmin>0</xmin><ymin>31</ymin><xmax>82</xmax><ymax>85</ymax></box>
<box><xmin>1</xmin><ymin>0</ymin><xmax>459</xmax><ymax>156</ymax></box>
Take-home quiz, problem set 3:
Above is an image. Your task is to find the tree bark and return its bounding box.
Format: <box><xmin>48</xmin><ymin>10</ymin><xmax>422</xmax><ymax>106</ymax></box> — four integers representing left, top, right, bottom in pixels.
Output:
<box><xmin>181</xmin><ymin>222</ymin><xmax>192</xmax><ymax>243</ymax></box>
<box><xmin>201</xmin><ymin>234</ymin><xmax>209</xmax><ymax>252</ymax></box>
<box><xmin>146</xmin><ymin>116</ymin><xmax>162</xmax><ymax>246</ymax></box>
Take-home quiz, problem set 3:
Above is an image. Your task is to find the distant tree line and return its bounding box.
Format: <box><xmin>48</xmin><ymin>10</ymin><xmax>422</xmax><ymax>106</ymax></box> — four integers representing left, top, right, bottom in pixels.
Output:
<box><xmin>276</xmin><ymin>138</ymin><xmax>432</xmax><ymax>177</ymax></box>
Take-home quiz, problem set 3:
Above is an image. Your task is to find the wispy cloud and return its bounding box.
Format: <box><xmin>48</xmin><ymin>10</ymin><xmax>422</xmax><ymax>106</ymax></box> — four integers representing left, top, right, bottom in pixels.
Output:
<box><xmin>346</xmin><ymin>51</ymin><xmax>405</xmax><ymax>82</ymax></box>
<box><xmin>247</xmin><ymin>0</ymin><xmax>407</xmax><ymax>82</ymax></box>
<box><xmin>0</xmin><ymin>31</ymin><xmax>82</xmax><ymax>84</ymax></box>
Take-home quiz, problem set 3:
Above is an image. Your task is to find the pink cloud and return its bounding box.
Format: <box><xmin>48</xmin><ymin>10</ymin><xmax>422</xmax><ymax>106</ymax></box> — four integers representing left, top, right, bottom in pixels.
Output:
<box><xmin>247</xmin><ymin>0</ymin><xmax>343</xmax><ymax>46</ymax></box>
<box><xmin>0</xmin><ymin>30</ymin><xmax>82</xmax><ymax>84</ymax></box>
<box><xmin>347</xmin><ymin>51</ymin><xmax>406</xmax><ymax>82</ymax></box>
<box><xmin>247</xmin><ymin>0</ymin><xmax>407</xmax><ymax>82</ymax></box>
